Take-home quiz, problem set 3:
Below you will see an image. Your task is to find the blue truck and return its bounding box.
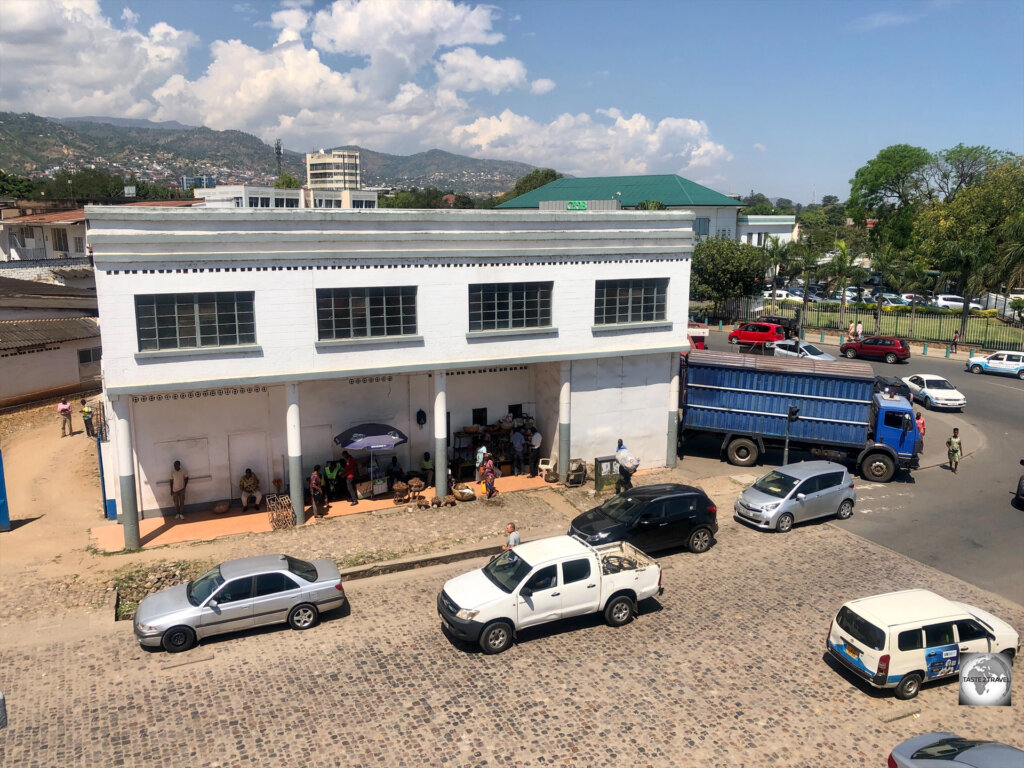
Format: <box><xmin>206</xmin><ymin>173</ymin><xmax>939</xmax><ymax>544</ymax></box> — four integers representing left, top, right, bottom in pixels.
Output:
<box><xmin>679</xmin><ymin>350</ymin><xmax>920</xmax><ymax>482</ymax></box>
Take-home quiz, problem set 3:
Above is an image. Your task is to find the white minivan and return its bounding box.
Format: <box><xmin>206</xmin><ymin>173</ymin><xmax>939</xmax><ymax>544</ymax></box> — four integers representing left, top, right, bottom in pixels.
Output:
<box><xmin>826</xmin><ymin>589</ymin><xmax>1019</xmax><ymax>700</ymax></box>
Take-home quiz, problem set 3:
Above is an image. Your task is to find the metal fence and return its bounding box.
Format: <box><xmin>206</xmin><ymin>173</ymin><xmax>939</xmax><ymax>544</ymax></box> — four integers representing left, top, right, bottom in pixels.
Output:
<box><xmin>691</xmin><ymin>299</ymin><xmax>1024</xmax><ymax>352</ymax></box>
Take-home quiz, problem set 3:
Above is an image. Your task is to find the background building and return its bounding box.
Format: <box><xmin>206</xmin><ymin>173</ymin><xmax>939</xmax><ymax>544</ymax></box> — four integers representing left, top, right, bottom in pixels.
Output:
<box><xmin>305</xmin><ymin>149</ymin><xmax>361</xmax><ymax>191</ymax></box>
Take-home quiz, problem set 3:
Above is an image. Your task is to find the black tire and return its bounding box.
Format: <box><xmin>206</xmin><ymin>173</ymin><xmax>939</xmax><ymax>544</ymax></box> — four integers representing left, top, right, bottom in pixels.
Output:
<box><xmin>861</xmin><ymin>453</ymin><xmax>896</xmax><ymax>483</ymax></box>
<box><xmin>288</xmin><ymin>603</ymin><xmax>319</xmax><ymax>630</ymax></box>
<box><xmin>604</xmin><ymin>595</ymin><xmax>635</xmax><ymax>627</ymax></box>
<box><xmin>844</xmin><ymin>348</ymin><xmax>857</xmax><ymax>359</ymax></box>
<box><xmin>687</xmin><ymin>527</ymin><xmax>713</xmax><ymax>553</ymax></box>
<box><xmin>729</xmin><ymin>336</ymin><xmax>739</xmax><ymax>345</ymax></box>
<box><xmin>1018</xmin><ymin>369</ymin><xmax>1024</xmax><ymax>380</ymax></box>
<box><xmin>970</xmin><ymin>364</ymin><xmax>982</xmax><ymax>374</ymax></box>
<box><xmin>1001</xmin><ymin>649</ymin><xmax>1016</xmax><ymax>666</ymax></box>
<box><xmin>894</xmin><ymin>672</ymin><xmax>922</xmax><ymax>700</ymax></box>
<box><xmin>726</xmin><ymin>437</ymin><xmax>759</xmax><ymax>467</ymax></box>
<box><xmin>884</xmin><ymin>352</ymin><xmax>898</xmax><ymax>364</ymax></box>
<box><xmin>836</xmin><ymin>499</ymin><xmax>854</xmax><ymax>520</ymax></box>
<box><xmin>1017</xmin><ymin>477</ymin><xmax>1024</xmax><ymax>507</ymax></box>
<box><xmin>161</xmin><ymin>625</ymin><xmax>196</xmax><ymax>653</ymax></box>
<box><xmin>479</xmin><ymin>621</ymin><xmax>514</xmax><ymax>654</ymax></box>
<box><xmin>776</xmin><ymin>513</ymin><xmax>794</xmax><ymax>533</ymax></box>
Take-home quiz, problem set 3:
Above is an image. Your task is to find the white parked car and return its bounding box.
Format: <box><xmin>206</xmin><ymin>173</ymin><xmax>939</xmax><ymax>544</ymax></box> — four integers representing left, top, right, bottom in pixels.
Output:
<box><xmin>934</xmin><ymin>294</ymin><xmax>982</xmax><ymax>310</ymax></box>
<box><xmin>438</xmin><ymin>535</ymin><xmax>663</xmax><ymax>654</ymax></box>
<box><xmin>762</xmin><ymin>289</ymin><xmax>800</xmax><ymax>302</ymax></box>
<box><xmin>771</xmin><ymin>339</ymin><xmax>837</xmax><ymax>361</ymax></box>
<box><xmin>901</xmin><ymin>374</ymin><xmax>967</xmax><ymax>410</ymax></box>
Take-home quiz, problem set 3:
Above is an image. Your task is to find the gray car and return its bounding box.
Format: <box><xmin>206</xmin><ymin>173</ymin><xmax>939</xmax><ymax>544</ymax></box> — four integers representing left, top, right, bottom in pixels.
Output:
<box><xmin>133</xmin><ymin>553</ymin><xmax>347</xmax><ymax>652</ymax></box>
<box><xmin>771</xmin><ymin>339</ymin><xmax>837</xmax><ymax>361</ymax></box>
<box><xmin>888</xmin><ymin>732</ymin><xmax>1024</xmax><ymax>767</ymax></box>
<box><xmin>733</xmin><ymin>460</ymin><xmax>855</xmax><ymax>533</ymax></box>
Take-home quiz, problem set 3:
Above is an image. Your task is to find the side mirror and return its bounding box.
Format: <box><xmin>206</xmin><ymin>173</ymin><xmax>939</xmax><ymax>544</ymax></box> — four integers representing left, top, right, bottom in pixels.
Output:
<box><xmin>796</xmin><ymin>493</ymin><xmax>806</xmax><ymax>501</ymax></box>
<box><xmin>520</xmin><ymin>586</ymin><xmax>533</xmax><ymax>598</ymax></box>
<box><xmin>208</xmin><ymin>599</ymin><xmax>219</xmax><ymax>609</ymax></box>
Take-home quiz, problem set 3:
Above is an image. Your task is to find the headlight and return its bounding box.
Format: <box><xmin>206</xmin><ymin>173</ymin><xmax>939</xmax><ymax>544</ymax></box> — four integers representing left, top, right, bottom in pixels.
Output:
<box><xmin>455</xmin><ymin>608</ymin><xmax>479</xmax><ymax>621</ymax></box>
<box><xmin>136</xmin><ymin>622</ymin><xmax>161</xmax><ymax>632</ymax></box>
<box><xmin>761</xmin><ymin>502</ymin><xmax>781</xmax><ymax>512</ymax></box>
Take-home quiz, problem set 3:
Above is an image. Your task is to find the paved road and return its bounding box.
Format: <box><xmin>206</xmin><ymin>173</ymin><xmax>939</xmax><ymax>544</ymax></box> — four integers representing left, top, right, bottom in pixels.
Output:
<box><xmin>699</xmin><ymin>330</ymin><xmax>1024</xmax><ymax>604</ymax></box>
<box><xmin>2</xmin><ymin>495</ymin><xmax>1021</xmax><ymax>767</ymax></box>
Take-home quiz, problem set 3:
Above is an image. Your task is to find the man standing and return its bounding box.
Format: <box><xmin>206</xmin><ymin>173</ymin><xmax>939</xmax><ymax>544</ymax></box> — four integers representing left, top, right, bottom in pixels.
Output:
<box><xmin>80</xmin><ymin>399</ymin><xmax>95</xmax><ymax>438</ymax></box>
<box><xmin>529</xmin><ymin>428</ymin><xmax>542</xmax><ymax>478</ymax></box>
<box><xmin>615</xmin><ymin>438</ymin><xmax>638</xmax><ymax>493</ymax></box>
<box><xmin>510</xmin><ymin>428</ymin><xmax>526</xmax><ymax>477</ymax></box>
<box><xmin>239</xmin><ymin>468</ymin><xmax>263</xmax><ymax>511</ymax></box>
<box><xmin>170</xmin><ymin>460</ymin><xmax>189</xmax><ymax>519</ymax></box>
<box><xmin>502</xmin><ymin>522</ymin><xmax>520</xmax><ymax>550</ymax></box>
<box><xmin>309</xmin><ymin>464</ymin><xmax>326</xmax><ymax>518</ymax></box>
<box><xmin>343</xmin><ymin>451</ymin><xmax>358</xmax><ymax>506</ymax></box>
<box><xmin>946</xmin><ymin>428</ymin><xmax>963</xmax><ymax>474</ymax></box>
<box><xmin>57</xmin><ymin>396</ymin><xmax>73</xmax><ymax>437</ymax></box>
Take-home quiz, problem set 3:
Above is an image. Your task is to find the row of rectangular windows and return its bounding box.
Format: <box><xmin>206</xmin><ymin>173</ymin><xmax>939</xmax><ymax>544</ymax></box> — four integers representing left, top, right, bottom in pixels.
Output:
<box><xmin>134</xmin><ymin>279</ymin><xmax>670</xmax><ymax>351</ymax></box>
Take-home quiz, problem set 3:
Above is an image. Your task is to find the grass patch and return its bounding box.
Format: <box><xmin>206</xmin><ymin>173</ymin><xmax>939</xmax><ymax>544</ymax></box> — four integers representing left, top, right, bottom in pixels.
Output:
<box><xmin>339</xmin><ymin>549</ymin><xmax>403</xmax><ymax>568</ymax></box>
<box><xmin>110</xmin><ymin>559</ymin><xmax>214</xmax><ymax>621</ymax></box>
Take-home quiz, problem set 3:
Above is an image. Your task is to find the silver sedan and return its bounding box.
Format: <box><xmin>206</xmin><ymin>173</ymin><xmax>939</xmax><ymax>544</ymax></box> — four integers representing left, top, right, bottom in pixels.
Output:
<box><xmin>133</xmin><ymin>553</ymin><xmax>347</xmax><ymax>652</ymax></box>
<box><xmin>771</xmin><ymin>339</ymin><xmax>837</xmax><ymax>361</ymax></box>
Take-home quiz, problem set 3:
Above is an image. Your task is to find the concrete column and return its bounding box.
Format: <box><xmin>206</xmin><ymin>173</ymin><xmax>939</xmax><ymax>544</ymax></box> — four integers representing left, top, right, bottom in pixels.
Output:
<box><xmin>286</xmin><ymin>382</ymin><xmax>305</xmax><ymax>525</ymax></box>
<box><xmin>667</xmin><ymin>353</ymin><xmax>680</xmax><ymax>468</ymax></box>
<box><xmin>558</xmin><ymin>361</ymin><xmax>571</xmax><ymax>478</ymax></box>
<box><xmin>433</xmin><ymin>371</ymin><xmax>447</xmax><ymax>491</ymax></box>
<box><xmin>111</xmin><ymin>396</ymin><xmax>140</xmax><ymax>549</ymax></box>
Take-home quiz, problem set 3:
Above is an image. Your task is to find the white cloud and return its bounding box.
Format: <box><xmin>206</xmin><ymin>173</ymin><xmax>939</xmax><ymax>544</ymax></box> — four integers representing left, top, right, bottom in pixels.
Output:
<box><xmin>435</xmin><ymin>47</ymin><xmax>527</xmax><ymax>94</ymax></box>
<box><xmin>754</xmin><ymin>142</ymin><xmax>766</xmax><ymax>152</ymax></box>
<box><xmin>0</xmin><ymin>0</ymin><xmax>196</xmax><ymax>117</ymax></box>
<box><xmin>530</xmin><ymin>78</ymin><xmax>555</xmax><ymax>94</ymax></box>
<box><xmin>122</xmin><ymin>7</ymin><xmax>139</xmax><ymax>26</ymax></box>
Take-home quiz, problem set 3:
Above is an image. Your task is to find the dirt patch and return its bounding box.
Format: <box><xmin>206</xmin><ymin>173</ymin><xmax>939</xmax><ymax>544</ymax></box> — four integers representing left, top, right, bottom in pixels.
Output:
<box><xmin>110</xmin><ymin>559</ymin><xmax>215</xmax><ymax>621</ymax></box>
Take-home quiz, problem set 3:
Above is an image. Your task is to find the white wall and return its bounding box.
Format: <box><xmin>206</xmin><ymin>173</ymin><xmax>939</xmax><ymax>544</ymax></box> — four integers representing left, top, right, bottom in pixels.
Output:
<box><xmin>0</xmin><ymin>336</ymin><xmax>99</xmax><ymax>406</ymax></box>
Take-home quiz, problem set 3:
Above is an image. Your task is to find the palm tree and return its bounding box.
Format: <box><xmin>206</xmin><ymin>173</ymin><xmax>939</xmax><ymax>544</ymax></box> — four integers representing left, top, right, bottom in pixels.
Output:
<box><xmin>869</xmin><ymin>249</ymin><xmax>927</xmax><ymax>336</ymax></box>
<box><xmin>785</xmin><ymin>242</ymin><xmax>821</xmax><ymax>329</ymax></box>
<box><xmin>822</xmin><ymin>239</ymin><xmax>868</xmax><ymax>333</ymax></box>
<box><xmin>939</xmin><ymin>238</ymin><xmax>998</xmax><ymax>339</ymax></box>
<box><xmin>997</xmin><ymin>216</ymin><xmax>1024</xmax><ymax>293</ymax></box>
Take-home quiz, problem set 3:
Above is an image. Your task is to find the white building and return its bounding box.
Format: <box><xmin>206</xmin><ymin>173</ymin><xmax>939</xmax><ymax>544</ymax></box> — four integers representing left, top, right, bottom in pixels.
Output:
<box><xmin>193</xmin><ymin>184</ymin><xmax>377</xmax><ymax>210</ymax></box>
<box><xmin>305</xmin><ymin>149</ymin><xmax>361</xmax><ymax>191</ymax></box>
<box><xmin>87</xmin><ymin>207</ymin><xmax>694</xmax><ymax>547</ymax></box>
<box><xmin>1</xmin><ymin>208</ymin><xmax>88</xmax><ymax>261</ymax></box>
<box><xmin>737</xmin><ymin>215</ymin><xmax>797</xmax><ymax>247</ymax></box>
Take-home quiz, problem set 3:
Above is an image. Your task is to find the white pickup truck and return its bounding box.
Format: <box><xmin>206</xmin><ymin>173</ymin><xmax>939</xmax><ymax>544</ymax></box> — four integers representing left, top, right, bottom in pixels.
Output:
<box><xmin>437</xmin><ymin>535</ymin><xmax>663</xmax><ymax>654</ymax></box>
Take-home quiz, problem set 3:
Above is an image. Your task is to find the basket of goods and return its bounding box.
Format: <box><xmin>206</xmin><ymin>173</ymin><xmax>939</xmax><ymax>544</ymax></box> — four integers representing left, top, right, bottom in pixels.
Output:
<box><xmin>452</xmin><ymin>483</ymin><xmax>476</xmax><ymax>501</ymax></box>
<box><xmin>462</xmin><ymin>425</ymin><xmax>479</xmax><ymax>434</ymax></box>
<box><xmin>212</xmin><ymin>500</ymin><xmax>230</xmax><ymax>514</ymax></box>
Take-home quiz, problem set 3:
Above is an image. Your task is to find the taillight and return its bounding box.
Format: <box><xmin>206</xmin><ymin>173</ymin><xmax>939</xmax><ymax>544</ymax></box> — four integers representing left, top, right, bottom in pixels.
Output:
<box><xmin>877</xmin><ymin>654</ymin><xmax>890</xmax><ymax>677</ymax></box>
<box><xmin>707</xmin><ymin>504</ymin><xmax>717</xmax><ymax>516</ymax></box>
<box><xmin>887</xmin><ymin>753</ymin><xmax>897</xmax><ymax>768</ymax></box>
<box><xmin>849</xmin><ymin>483</ymin><xmax>855</xmax><ymax>489</ymax></box>
<box><xmin>335</xmin><ymin>582</ymin><xmax>345</xmax><ymax>592</ymax></box>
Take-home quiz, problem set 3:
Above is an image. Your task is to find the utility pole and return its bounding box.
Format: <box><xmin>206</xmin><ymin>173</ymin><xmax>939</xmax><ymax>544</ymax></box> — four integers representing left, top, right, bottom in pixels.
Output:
<box><xmin>275</xmin><ymin>139</ymin><xmax>283</xmax><ymax>178</ymax></box>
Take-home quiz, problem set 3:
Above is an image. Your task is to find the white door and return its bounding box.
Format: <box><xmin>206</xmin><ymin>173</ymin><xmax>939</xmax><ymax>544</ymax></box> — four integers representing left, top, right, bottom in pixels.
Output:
<box><xmin>559</xmin><ymin>558</ymin><xmax>601</xmax><ymax>618</ymax></box>
<box><xmin>228</xmin><ymin>431</ymin><xmax>270</xmax><ymax>502</ymax></box>
<box><xmin>516</xmin><ymin>565</ymin><xmax>561</xmax><ymax>629</ymax></box>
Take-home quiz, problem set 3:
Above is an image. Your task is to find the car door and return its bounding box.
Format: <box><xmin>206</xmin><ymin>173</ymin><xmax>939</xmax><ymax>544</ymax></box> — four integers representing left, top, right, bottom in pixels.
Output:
<box><xmin>774</xmin><ymin>340</ymin><xmax>796</xmax><ymax>358</ymax></box>
<box><xmin>985</xmin><ymin>353</ymin><xmax>1006</xmax><ymax>373</ymax></box>
<box><xmin>200</xmin><ymin>576</ymin><xmax>255</xmax><ymax>638</ymax></box>
<box><xmin>662</xmin><ymin>494</ymin><xmax>701</xmax><ymax>546</ymax></box>
<box><xmin>629</xmin><ymin>500</ymin><xmax>668</xmax><ymax>551</ymax></box>
<box><xmin>923</xmin><ymin>621</ymin><xmax>960</xmax><ymax>680</ymax></box>
<box><xmin>955</xmin><ymin>618</ymin><xmax>993</xmax><ymax>656</ymax></box>
<box><xmin>810</xmin><ymin>471</ymin><xmax>846</xmax><ymax>520</ymax></box>
<box><xmin>559</xmin><ymin>558</ymin><xmax>600</xmax><ymax>618</ymax></box>
<box><xmin>905</xmin><ymin>375</ymin><xmax>922</xmax><ymax>397</ymax></box>
<box><xmin>251</xmin><ymin>571</ymin><xmax>303</xmax><ymax>627</ymax></box>
<box><xmin>790</xmin><ymin>476</ymin><xmax>824</xmax><ymax>522</ymax></box>
<box><xmin>1008</xmin><ymin>353</ymin><xmax>1024</xmax><ymax>376</ymax></box>
<box><xmin>516</xmin><ymin>565</ymin><xmax>561</xmax><ymax>629</ymax></box>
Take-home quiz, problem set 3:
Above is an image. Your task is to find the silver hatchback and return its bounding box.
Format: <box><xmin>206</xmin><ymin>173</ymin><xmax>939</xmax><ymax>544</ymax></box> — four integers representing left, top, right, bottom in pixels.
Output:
<box><xmin>734</xmin><ymin>461</ymin><xmax>856</xmax><ymax>533</ymax></box>
<box><xmin>133</xmin><ymin>553</ymin><xmax>347</xmax><ymax>652</ymax></box>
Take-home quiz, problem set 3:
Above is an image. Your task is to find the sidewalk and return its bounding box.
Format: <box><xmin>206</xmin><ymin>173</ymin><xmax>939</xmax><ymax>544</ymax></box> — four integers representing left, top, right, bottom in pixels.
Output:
<box><xmin>89</xmin><ymin>472</ymin><xmax>550</xmax><ymax>552</ymax></box>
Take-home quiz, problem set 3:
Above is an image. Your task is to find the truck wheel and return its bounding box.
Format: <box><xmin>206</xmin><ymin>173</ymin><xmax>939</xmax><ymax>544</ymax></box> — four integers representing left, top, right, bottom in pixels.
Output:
<box><xmin>844</xmin><ymin>348</ymin><xmax>857</xmax><ymax>359</ymax></box>
<box><xmin>687</xmin><ymin>527</ymin><xmax>712</xmax><ymax>553</ymax></box>
<box><xmin>726</xmin><ymin>438</ymin><xmax>759</xmax><ymax>467</ymax></box>
<box><xmin>861</xmin><ymin>454</ymin><xmax>896</xmax><ymax>483</ymax></box>
<box><xmin>884</xmin><ymin>352</ymin><xmax>898</xmax><ymax>364</ymax></box>
<box><xmin>478</xmin><ymin>621</ymin><xmax>513</xmax><ymax>654</ymax></box>
<box><xmin>970</xmin><ymin>364</ymin><xmax>982</xmax><ymax>374</ymax></box>
<box><xmin>604</xmin><ymin>595</ymin><xmax>635</xmax><ymax>627</ymax></box>
<box><xmin>894</xmin><ymin>672</ymin><xmax>922</xmax><ymax>700</ymax></box>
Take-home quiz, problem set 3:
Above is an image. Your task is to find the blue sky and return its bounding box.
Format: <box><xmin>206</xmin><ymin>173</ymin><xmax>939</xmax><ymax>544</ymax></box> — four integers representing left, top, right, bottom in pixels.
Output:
<box><xmin>1</xmin><ymin>0</ymin><xmax>1021</xmax><ymax>202</ymax></box>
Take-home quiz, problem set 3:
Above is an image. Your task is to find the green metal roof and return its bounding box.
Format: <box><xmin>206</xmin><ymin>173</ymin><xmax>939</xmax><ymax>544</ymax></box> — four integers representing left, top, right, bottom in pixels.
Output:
<box><xmin>496</xmin><ymin>174</ymin><xmax>744</xmax><ymax>209</ymax></box>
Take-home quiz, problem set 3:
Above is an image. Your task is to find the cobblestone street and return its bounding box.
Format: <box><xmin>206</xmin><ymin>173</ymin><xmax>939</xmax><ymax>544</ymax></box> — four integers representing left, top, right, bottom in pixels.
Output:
<box><xmin>2</xmin><ymin>475</ymin><xmax>1020</xmax><ymax>767</ymax></box>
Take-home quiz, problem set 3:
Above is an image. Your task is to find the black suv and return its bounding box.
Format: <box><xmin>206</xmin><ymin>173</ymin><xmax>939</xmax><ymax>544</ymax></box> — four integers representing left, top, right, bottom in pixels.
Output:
<box><xmin>758</xmin><ymin>313</ymin><xmax>800</xmax><ymax>339</ymax></box>
<box><xmin>874</xmin><ymin>375</ymin><xmax>911</xmax><ymax>401</ymax></box>
<box><xmin>568</xmin><ymin>483</ymin><xmax>718</xmax><ymax>554</ymax></box>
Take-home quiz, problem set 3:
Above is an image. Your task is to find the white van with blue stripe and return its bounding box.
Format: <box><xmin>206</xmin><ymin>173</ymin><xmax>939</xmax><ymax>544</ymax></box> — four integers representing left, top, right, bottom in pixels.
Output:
<box><xmin>826</xmin><ymin>589</ymin><xmax>1018</xmax><ymax>700</ymax></box>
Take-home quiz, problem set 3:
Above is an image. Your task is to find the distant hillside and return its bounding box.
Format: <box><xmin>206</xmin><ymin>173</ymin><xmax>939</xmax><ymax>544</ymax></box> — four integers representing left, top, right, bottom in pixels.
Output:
<box><xmin>0</xmin><ymin>113</ymin><xmax>536</xmax><ymax>196</ymax></box>
<box><xmin>58</xmin><ymin>116</ymin><xmax>198</xmax><ymax>131</ymax></box>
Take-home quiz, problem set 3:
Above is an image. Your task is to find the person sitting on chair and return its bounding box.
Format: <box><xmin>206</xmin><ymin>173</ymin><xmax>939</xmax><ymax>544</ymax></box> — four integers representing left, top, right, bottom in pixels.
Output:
<box><xmin>238</xmin><ymin>468</ymin><xmax>263</xmax><ymax>511</ymax></box>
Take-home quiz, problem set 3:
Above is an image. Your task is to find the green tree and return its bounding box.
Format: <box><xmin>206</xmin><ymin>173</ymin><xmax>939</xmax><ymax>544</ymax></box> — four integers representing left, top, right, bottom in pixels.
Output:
<box><xmin>0</xmin><ymin>170</ymin><xmax>37</xmax><ymax>197</ymax></box>
<box><xmin>784</xmin><ymin>241</ymin><xmax>822</xmax><ymax>323</ymax></box>
<box><xmin>690</xmin><ymin>236</ymin><xmax>764</xmax><ymax>316</ymax></box>
<box><xmin>512</xmin><ymin>168</ymin><xmax>561</xmax><ymax>197</ymax></box>
<box><xmin>927</xmin><ymin>144</ymin><xmax>1006</xmax><ymax>202</ymax></box>
<box><xmin>635</xmin><ymin>199</ymin><xmax>666</xmax><ymax>210</ymax></box>
<box><xmin>821</xmin><ymin>239</ymin><xmax>868</xmax><ymax>331</ymax></box>
<box><xmin>273</xmin><ymin>172</ymin><xmax>300</xmax><ymax>188</ymax></box>
<box><xmin>821</xmin><ymin>195</ymin><xmax>840</xmax><ymax>207</ymax></box>
<box><xmin>848</xmin><ymin>144</ymin><xmax>933</xmax><ymax>249</ymax></box>
<box><xmin>1009</xmin><ymin>297</ymin><xmax>1024</xmax><ymax>323</ymax></box>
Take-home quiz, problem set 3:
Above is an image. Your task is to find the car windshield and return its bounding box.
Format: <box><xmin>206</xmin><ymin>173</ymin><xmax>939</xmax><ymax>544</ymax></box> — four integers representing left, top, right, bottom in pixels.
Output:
<box><xmin>927</xmin><ymin>379</ymin><xmax>955</xmax><ymax>390</ymax></box>
<box><xmin>835</xmin><ymin>606</ymin><xmax>886</xmax><ymax>651</ymax></box>
<box><xmin>482</xmin><ymin>550</ymin><xmax>533</xmax><ymax>593</ymax></box>
<box><xmin>801</xmin><ymin>344</ymin><xmax>824</xmax><ymax>356</ymax></box>
<box><xmin>186</xmin><ymin>566</ymin><xmax>224</xmax><ymax>606</ymax></box>
<box><xmin>598</xmin><ymin>494</ymin><xmax>645</xmax><ymax>522</ymax></box>
<box><xmin>752</xmin><ymin>470</ymin><xmax>799</xmax><ymax>499</ymax></box>
<box><xmin>286</xmin><ymin>555</ymin><xmax>318</xmax><ymax>583</ymax></box>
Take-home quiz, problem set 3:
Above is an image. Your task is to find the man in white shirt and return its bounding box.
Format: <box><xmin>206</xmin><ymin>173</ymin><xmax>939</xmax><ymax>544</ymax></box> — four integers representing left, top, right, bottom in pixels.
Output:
<box><xmin>170</xmin><ymin>460</ymin><xmax>189</xmax><ymax>519</ymax></box>
<box><xmin>502</xmin><ymin>522</ymin><xmax>521</xmax><ymax>550</ymax></box>
<box><xmin>529</xmin><ymin>428</ymin><xmax>543</xmax><ymax>477</ymax></box>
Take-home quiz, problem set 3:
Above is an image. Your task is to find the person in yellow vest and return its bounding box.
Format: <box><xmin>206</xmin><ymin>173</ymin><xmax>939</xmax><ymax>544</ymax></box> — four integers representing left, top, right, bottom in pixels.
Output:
<box><xmin>80</xmin><ymin>399</ymin><xmax>95</xmax><ymax>438</ymax></box>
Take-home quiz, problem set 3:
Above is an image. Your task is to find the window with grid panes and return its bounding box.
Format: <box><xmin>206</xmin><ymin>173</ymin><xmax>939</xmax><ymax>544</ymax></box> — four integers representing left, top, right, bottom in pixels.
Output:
<box><xmin>468</xmin><ymin>282</ymin><xmax>552</xmax><ymax>332</ymax></box>
<box><xmin>316</xmin><ymin>287</ymin><xmax>417</xmax><ymax>340</ymax></box>
<box><xmin>134</xmin><ymin>292</ymin><xmax>256</xmax><ymax>351</ymax></box>
<box><xmin>52</xmin><ymin>228</ymin><xmax>69</xmax><ymax>252</ymax></box>
<box><xmin>593</xmin><ymin>278</ymin><xmax>668</xmax><ymax>325</ymax></box>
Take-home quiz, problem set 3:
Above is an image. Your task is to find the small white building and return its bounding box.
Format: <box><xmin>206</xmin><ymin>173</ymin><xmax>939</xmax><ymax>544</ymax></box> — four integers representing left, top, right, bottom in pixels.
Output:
<box><xmin>87</xmin><ymin>207</ymin><xmax>694</xmax><ymax>547</ymax></box>
<box><xmin>737</xmin><ymin>215</ymin><xmax>797</xmax><ymax>247</ymax></box>
<box><xmin>1</xmin><ymin>208</ymin><xmax>88</xmax><ymax>261</ymax></box>
<box><xmin>0</xmin><ymin>316</ymin><xmax>101</xmax><ymax>407</ymax></box>
<box><xmin>193</xmin><ymin>184</ymin><xmax>378</xmax><ymax>210</ymax></box>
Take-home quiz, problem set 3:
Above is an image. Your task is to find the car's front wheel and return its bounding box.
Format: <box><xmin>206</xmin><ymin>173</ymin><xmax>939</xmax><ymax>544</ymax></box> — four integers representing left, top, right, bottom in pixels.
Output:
<box><xmin>970</xmin><ymin>364</ymin><xmax>982</xmax><ymax>374</ymax></box>
<box><xmin>161</xmin><ymin>625</ymin><xmax>196</xmax><ymax>653</ymax></box>
<box><xmin>288</xmin><ymin>603</ymin><xmax>319</xmax><ymax>630</ymax></box>
<box><xmin>604</xmin><ymin>595</ymin><xmax>635</xmax><ymax>627</ymax></box>
<box><xmin>729</xmin><ymin>336</ymin><xmax>739</xmax><ymax>345</ymax></box>
<box><xmin>844</xmin><ymin>348</ymin><xmax>857</xmax><ymax>359</ymax></box>
<box><xmin>776</xmin><ymin>513</ymin><xmax>794</xmax><ymax>533</ymax></box>
<box><xmin>479</xmin><ymin>621</ymin><xmax>514</xmax><ymax>654</ymax></box>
